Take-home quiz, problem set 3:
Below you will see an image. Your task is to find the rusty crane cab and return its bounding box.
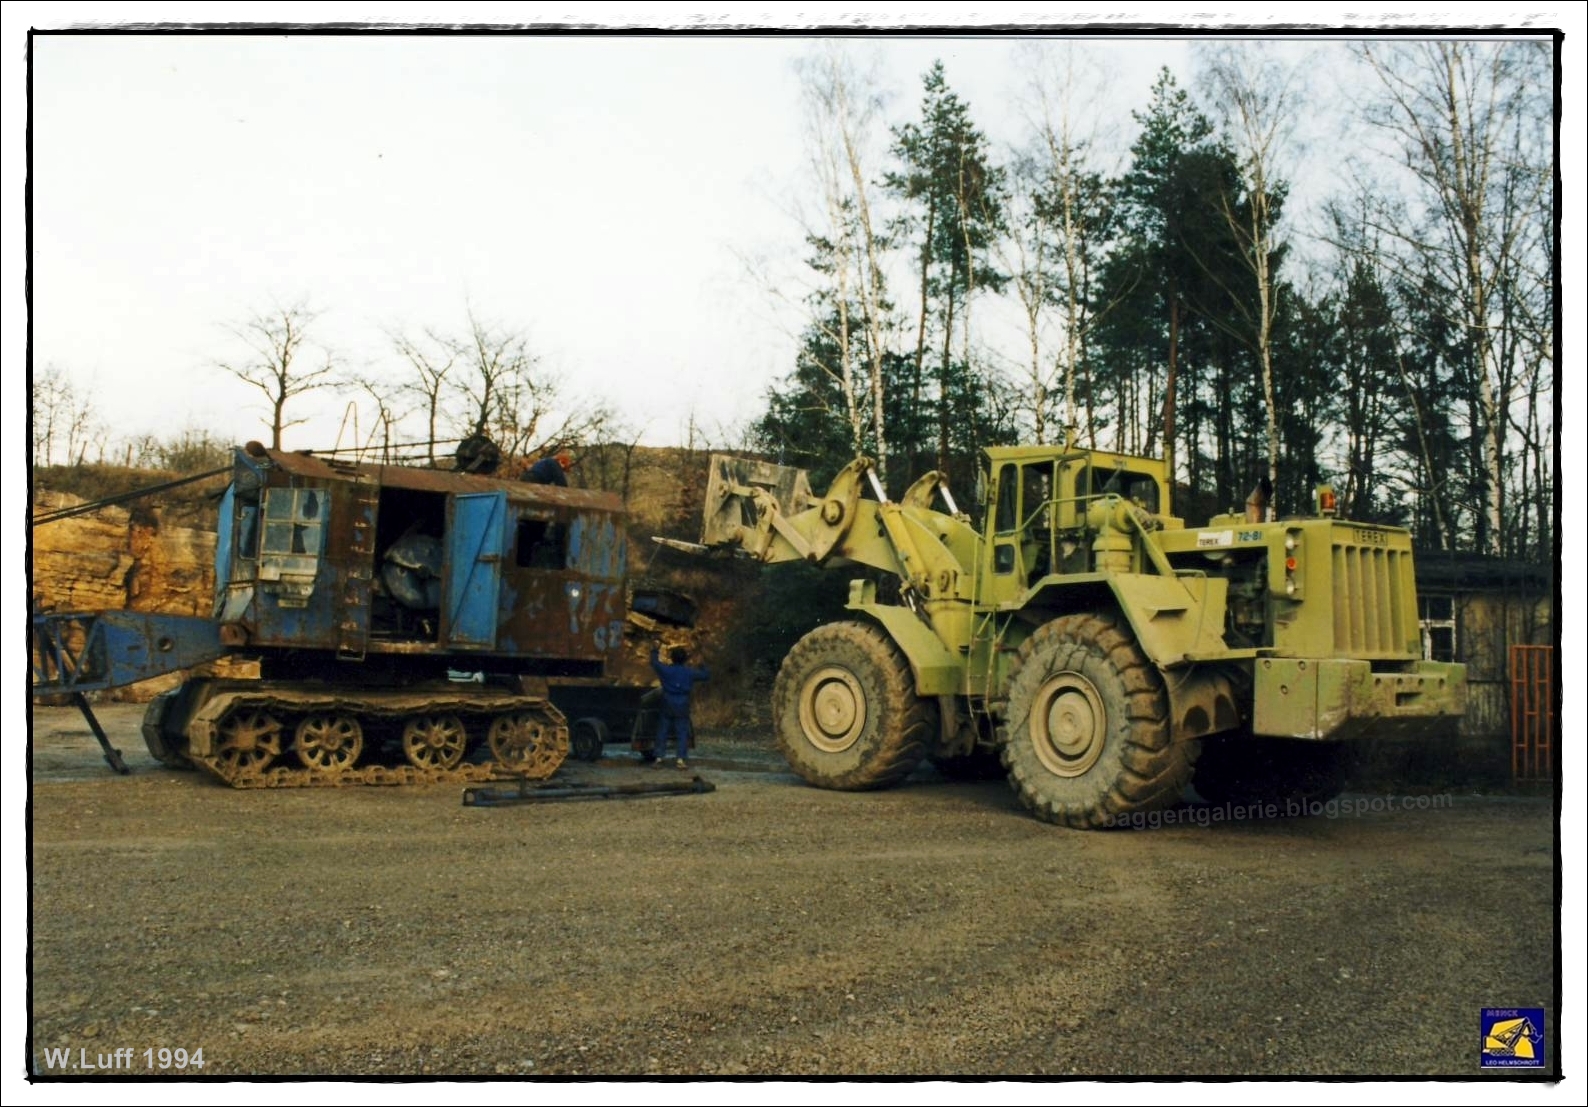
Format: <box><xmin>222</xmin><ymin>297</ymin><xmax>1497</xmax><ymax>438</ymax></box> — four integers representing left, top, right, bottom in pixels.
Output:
<box><xmin>214</xmin><ymin>442</ymin><xmax>628</xmax><ymax>677</ymax></box>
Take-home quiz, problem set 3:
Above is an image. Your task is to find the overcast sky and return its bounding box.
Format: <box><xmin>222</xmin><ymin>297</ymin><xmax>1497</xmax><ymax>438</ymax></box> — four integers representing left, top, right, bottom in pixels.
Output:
<box><xmin>25</xmin><ymin>31</ymin><xmax>1200</xmax><ymax>455</ymax></box>
<box><xmin>19</xmin><ymin>12</ymin><xmax>1574</xmax><ymax>462</ymax></box>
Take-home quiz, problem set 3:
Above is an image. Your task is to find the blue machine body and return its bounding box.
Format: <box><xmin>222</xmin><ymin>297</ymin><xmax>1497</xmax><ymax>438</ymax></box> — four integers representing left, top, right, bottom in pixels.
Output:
<box><xmin>210</xmin><ymin>444</ymin><xmax>631</xmax><ymax>675</ymax></box>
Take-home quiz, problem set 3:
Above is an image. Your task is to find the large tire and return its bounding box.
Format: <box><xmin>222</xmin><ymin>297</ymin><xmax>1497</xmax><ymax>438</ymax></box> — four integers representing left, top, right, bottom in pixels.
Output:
<box><xmin>773</xmin><ymin>621</ymin><xmax>934</xmax><ymax>791</ymax></box>
<box><xmin>1002</xmin><ymin>613</ymin><xmax>1193</xmax><ymax>828</ymax></box>
<box><xmin>1193</xmin><ymin>734</ymin><xmax>1355</xmax><ymax>808</ymax></box>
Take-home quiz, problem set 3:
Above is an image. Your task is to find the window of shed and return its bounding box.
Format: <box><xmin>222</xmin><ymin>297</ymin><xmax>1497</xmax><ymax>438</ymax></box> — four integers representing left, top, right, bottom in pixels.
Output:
<box><xmin>1419</xmin><ymin>594</ymin><xmax>1457</xmax><ymax>663</ymax></box>
<box><xmin>516</xmin><ymin>518</ymin><xmax>567</xmax><ymax>569</ymax></box>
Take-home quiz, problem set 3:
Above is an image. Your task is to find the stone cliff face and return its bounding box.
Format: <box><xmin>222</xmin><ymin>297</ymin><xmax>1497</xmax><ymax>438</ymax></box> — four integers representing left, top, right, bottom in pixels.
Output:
<box><xmin>31</xmin><ymin>489</ymin><xmax>249</xmax><ymax>701</ymax></box>
<box><xmin>32</xmin><ymin>491</ymin><xmax>218</xmax><ymax>617</ymax></box>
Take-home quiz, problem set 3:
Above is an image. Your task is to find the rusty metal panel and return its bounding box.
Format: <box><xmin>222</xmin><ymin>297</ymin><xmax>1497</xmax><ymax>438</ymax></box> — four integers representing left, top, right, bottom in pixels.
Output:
<box><xmin>31</xmin><ymin>611</ymin><xmax>225</xmax><ymax>694</ymax></box>
<box><xmin>700</xmin><ymin>453</ymin><xmax>814</xmax><ymax>548</ymax></box>
<box><xmin>228</xmin><ymin>446</ymin><xmax>633</xmax><ymax>670</ymax></box>
<box><xmin>247</xmin><ymin>478</ymin><xmax>337</xmax><ymax>649</ymax></box>
<box><xmin>443</xmin><ymin>492</ymin><xmax>509</xmax><ymax>649</ymax></box>
<box><xmin>496</xmin><ymin>504</ymin><xmax>627</xmax><ymax>663</ymax></box>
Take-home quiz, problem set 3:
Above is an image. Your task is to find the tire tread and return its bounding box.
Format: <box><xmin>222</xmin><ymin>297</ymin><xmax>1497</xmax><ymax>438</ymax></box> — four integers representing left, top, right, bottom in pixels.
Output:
<box><xmin>1002</xmin><ymin>612</ymin><xmax>1195</xmax><ymax>828</ymax></box>
<box><xmin>773</xmin><ymin>621</ymin><xmax>933</xmax><ymax>791</ymax></box>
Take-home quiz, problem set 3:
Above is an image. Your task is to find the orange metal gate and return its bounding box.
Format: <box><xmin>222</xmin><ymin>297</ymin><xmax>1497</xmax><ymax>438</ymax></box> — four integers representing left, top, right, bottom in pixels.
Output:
<box><xmin>1510</xmin><ymin>645</ymin><xmax>1554</xmax><ymax>781</ymax></box>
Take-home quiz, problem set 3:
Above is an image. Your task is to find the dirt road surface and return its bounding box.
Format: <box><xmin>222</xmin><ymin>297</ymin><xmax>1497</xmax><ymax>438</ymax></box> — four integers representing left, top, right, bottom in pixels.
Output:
<box><xmin>25</xmin><ymin>704</ymin><xmax>1558</xmax><ymax>1080</ymax></box>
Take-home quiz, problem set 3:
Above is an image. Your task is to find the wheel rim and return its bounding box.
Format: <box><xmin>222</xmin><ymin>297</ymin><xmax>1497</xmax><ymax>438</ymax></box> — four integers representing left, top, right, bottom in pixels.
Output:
<box><xmin>571</xmin><ymin>720</ymin><xmax>603</xmax><ymax>761</ymax></box>
<box><xmin>797</xmin><ymin>665</ymin><xmax>867</xmax><ymax>753</ymax></box>
<box><xmin>1029</xmin><ymin>673</ymin><xmax>1107</xmax><ymax>778</ymax></box>
<box><xmin>215</xmin><ymin>709</ymin><xmax>283</xmax><ymax>774</ymax></box>
<box><xmin>402</xmin><ymin>714</ymin><xmax>467</xmax><ymax>770</ymax></box>
<box><xmin>295</xmin><ymin>713</ymin><xmax>364</xmax><ymax>772</ymax></box>
<box><xmin>489</xmin><ymin>713</ymin><xmax>547</xmax><ymax>771</ymax></box>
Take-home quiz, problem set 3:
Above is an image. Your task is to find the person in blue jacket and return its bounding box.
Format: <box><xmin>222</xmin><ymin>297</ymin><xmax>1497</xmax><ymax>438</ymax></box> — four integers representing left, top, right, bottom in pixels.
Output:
<box><xmin>650</xmin><ymin>646</ymin><xmax>710</xmax><ymax>770</ymax></box>
<box><xmin>523</xmin><ymin>450</ymin><xmax>572</xmax><ymax>486</ymax></box>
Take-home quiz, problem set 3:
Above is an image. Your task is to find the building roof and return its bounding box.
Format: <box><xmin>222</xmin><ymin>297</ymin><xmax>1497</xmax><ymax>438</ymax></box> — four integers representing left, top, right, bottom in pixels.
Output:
<box><xmin>1414</xmin><ymin>550</ymin><xmax>1553</xmax><ymax>592</ymax></box>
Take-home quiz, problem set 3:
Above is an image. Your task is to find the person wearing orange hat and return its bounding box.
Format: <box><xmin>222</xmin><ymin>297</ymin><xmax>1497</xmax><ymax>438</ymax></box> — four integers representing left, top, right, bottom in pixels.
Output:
<box><xmin>524</xmin><ymin>449</ymin><xmax>573</xmax><ymax>486</ymax></box>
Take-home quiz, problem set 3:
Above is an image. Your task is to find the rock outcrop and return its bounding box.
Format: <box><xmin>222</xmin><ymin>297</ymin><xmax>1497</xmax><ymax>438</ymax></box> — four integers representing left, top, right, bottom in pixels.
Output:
<box><xmin>32</xmin><ymin>491</ymin><xmax>217</xmax><ymax>617</ymax></box>
<box><xmin>31</xmin><ymin>489</ymin><xmax>252</xmax><ymax>701</ymax></box>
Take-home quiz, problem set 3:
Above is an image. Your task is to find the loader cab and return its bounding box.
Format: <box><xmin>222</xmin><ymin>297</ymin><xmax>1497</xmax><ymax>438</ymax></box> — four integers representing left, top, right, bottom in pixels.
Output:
<box><xmin>982</xmin><ymin>445</ymin><xmax>1171</xmax><ymax>599</ymax></box>
<box><xmin>988</xmin><ymin>459</ymin><xmax>1053</xmax><ymax>591</ymax></box>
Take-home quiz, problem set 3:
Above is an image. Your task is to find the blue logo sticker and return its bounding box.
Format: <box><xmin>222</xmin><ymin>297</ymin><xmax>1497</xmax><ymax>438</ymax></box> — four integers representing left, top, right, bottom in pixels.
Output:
<box><xmin>1480</xmin><ymin>1008</ymin><xmax>1545</xmax><ymax>1069</ymax></box>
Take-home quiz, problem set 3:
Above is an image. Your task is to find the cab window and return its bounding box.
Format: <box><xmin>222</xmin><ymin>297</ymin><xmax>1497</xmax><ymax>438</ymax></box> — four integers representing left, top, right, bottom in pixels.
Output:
<box><xmin>994</xmin><ymin>463</ymin><xmax>1020</xmax><ymax>533</ymax></box>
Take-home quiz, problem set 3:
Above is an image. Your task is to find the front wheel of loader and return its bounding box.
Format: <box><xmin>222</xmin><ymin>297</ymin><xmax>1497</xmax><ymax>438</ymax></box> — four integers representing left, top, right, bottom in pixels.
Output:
<box><xmin>1002</xmin><ymin>613</ymin><xmax>1193</xmax><ymax>828</ymax></box>
<box><xmin>773</xmin><ymin>621</ymin><xmax>934</xmax><ymax>791</ymax></box>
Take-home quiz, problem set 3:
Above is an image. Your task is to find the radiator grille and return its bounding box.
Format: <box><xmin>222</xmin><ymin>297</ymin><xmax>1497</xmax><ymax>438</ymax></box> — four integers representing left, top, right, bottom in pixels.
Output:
<box><xmin>1330</xmin><ymin>541</ymin><xmax>1415</xmax><ymax>657</ymax></box>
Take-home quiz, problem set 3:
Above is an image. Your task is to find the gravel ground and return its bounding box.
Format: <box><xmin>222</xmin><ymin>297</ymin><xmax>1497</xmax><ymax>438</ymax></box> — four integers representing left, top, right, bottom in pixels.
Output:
<box><xmin>25</xmin><ymin>704</ymin><xmax>1559</xmax><ymax>1080</ymax></box>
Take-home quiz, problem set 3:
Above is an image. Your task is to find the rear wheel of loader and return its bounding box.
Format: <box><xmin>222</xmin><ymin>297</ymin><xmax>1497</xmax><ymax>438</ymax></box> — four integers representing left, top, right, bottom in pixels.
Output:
<box><xmin>773</xmin><ymin>621</ymin><xmax>934</xmax><ymax>791</ymax></box>
<box><xmin>1002</xmin><ymin>613</ymin><xmax>1192</xmax><ymax>828</ymax></box>
<box><xmin>1192</xmin><ymin>734</ymin><xmax>1355</xmax><ymax>808</ymax></box>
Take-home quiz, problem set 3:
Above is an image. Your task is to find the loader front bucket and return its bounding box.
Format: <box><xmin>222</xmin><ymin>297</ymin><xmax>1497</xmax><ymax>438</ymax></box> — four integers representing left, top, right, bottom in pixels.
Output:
<box><xmin>700</xmin><ymin>455</ymin><xmax>816</xmax><ymax>549</ymax></box>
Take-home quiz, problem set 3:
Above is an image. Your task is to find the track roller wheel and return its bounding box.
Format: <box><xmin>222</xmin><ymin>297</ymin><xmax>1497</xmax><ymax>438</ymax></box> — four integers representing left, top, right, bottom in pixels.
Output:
<box><xmin>402</xmin><ymin>714</ymin><xmax>469</xmax><ymax>771</ymax></box>
<box><xmin>214</xmin><ymin>708</ymin><xmax>284</xmax><ymax>776</ymax></box>
<box><xmin>489</xmin><ymin>711</ymin><xmax>568</xmax><ymax>779</ymax></box>
<box><xmin>295</xmin><ymin>713</ymin><xmax>365</xmax><ymax>772</ymax></box>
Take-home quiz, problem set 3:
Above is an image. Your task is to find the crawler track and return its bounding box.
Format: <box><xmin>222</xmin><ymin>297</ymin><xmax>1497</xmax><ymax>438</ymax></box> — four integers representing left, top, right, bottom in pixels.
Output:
<box><xmin>148</xmin><ymin>679</ymin><xmax>571</xmax><ymax>789</ymax></box>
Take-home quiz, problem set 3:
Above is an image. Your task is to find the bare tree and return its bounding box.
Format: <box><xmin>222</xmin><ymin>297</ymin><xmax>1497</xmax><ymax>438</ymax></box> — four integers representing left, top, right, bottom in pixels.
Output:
<box><xmin>31</xmin><ymin>364</ymin><xmax>101</xmax><ymax>466</ymax></box>
<box><xmin>1014</xmin><ymin>42</ymin><xmax>1122</xmax><ymax>445</ymax></box>
<box><xmin>32</xmin><ymin>363</ymin><xmax>70</xmax><ymax>466</ymax></box>
<box><xmin>216</xmin><ymin>301</ymin><xmax>337</xmax><ymax>449</ymax></box>
<box><xmin>389</xmin><ymin>326</ymin><xmax>459</xmax><ymax>464</ymax></box>
<box><xmin>343</xmin><ymin>372</ymin><xmax>411</xmax><ymax>464</ymax></box>
<box><xmin>1354</xmin><ymin>40</ymin><xmax>1552</xmax><ymax>555</ymax></box>
<box><xmin>999</xmin><ymin>153</ymin><xmax>1061</xmax><ymax>443</ymax></box>
<box><xmin>797</xmin><ymin>45</ymin><xmax>894</xmax><ymax>481</ymax></box>
<box><xmin>453</xmin><ymin>310</ymin><xmax>541</xmax><ymax>460</ymax></box>
<box><xmin>444</xmin><ymin>309</ymin><xmax>614</xmax><ymax>473</ymax></box>
<box><xmin>1199</xmin><ymin>42</ymin><xmax>1302</xmax><ymax>516</ymax></box>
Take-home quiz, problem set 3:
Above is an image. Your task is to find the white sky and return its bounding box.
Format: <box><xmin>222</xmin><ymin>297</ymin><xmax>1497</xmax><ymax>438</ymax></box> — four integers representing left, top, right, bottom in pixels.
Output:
<box><xmin>19</xmin><ymin>18</ymin><xmax>1575</xmax><ymax>460</ymax></box>
<box><xmin>25</xmin><ymin>31</ymin><xmax>1200</xmax><ymax>454</ymax></box>
<box><xmin>7</xmin><ymin>5</ymin><xmax>1583</xmax><ymax>1105</ymax></box>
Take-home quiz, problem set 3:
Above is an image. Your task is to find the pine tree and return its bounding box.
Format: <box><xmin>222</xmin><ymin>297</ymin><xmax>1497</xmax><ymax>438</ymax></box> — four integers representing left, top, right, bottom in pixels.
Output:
<box><xmin>886</xmin><ymin>61</ymin><xmax>1007</xmax><ymax>481</ymax></box>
